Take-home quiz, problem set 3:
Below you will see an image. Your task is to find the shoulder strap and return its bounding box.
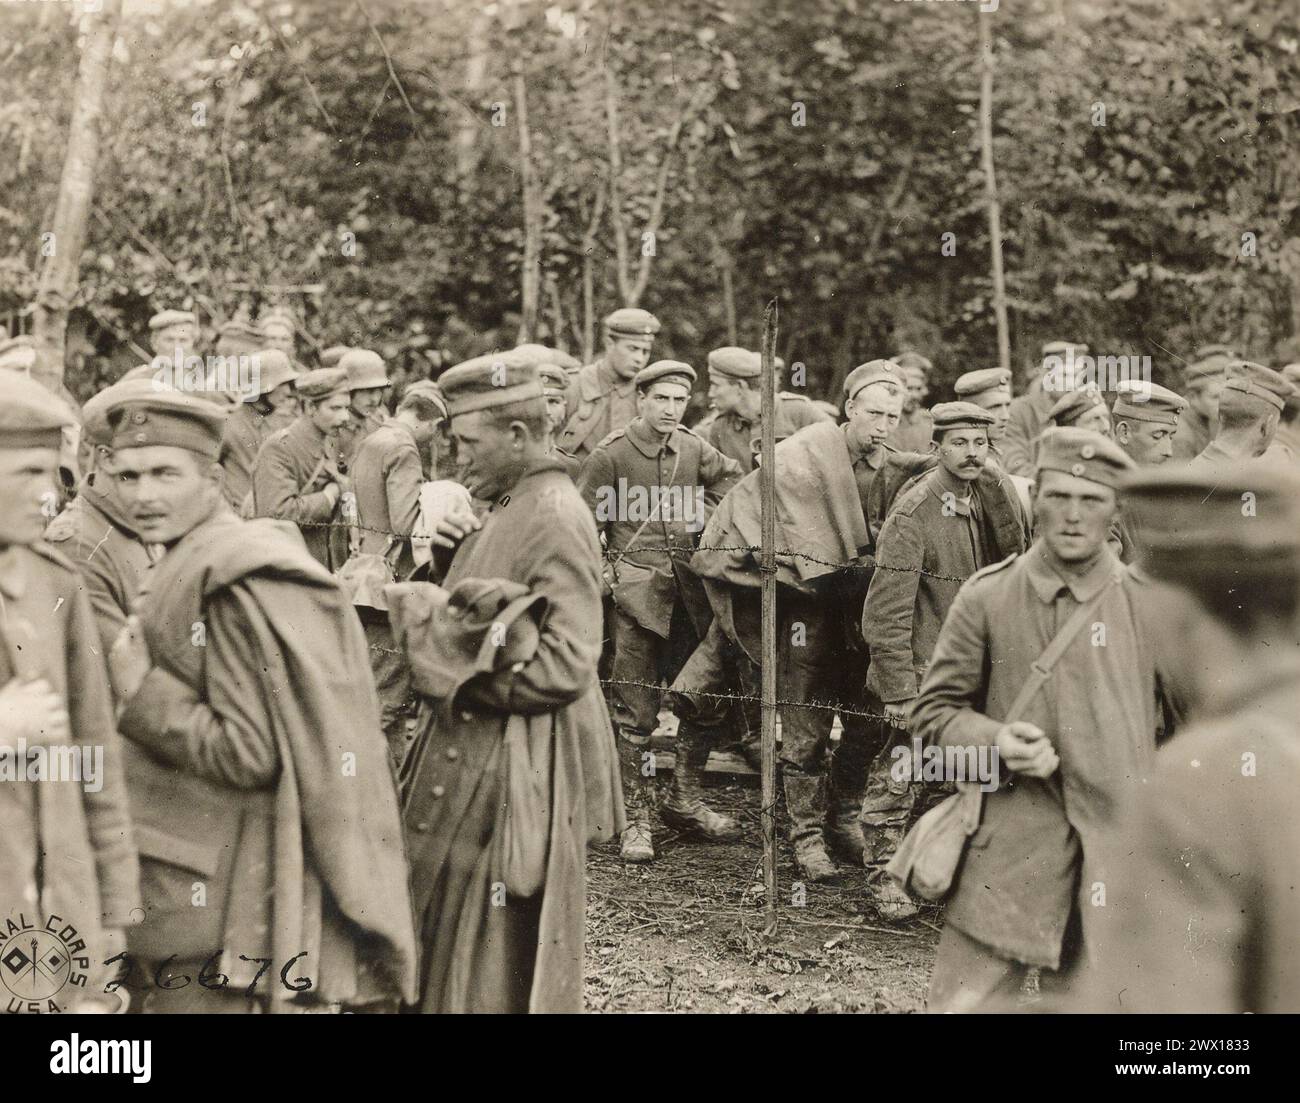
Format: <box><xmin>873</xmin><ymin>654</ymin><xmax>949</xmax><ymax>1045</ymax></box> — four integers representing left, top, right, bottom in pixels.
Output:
<box><xmin>1003</xmin><ymin>570</ymin><xmax>1120</xmax><ymax>724</ymax></box>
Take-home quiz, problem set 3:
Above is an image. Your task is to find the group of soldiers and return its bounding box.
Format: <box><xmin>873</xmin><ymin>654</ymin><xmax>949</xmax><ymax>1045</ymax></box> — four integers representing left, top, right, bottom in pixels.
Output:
<box><xmin>0</xmin><ymin>297</ymin><xmax>1297</xmax><ymax>1014</ymax></box>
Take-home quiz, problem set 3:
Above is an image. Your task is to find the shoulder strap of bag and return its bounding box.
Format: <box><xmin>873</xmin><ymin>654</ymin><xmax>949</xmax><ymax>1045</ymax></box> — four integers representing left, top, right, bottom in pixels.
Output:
<box><xmin>1003</xmin><ymin>568</ymin><xmax>1121</xmax><ymax>724</ymax></box>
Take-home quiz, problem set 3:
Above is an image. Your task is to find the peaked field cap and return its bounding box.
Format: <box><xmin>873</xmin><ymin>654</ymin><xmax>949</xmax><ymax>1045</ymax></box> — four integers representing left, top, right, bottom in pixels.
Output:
<box><xmin>891</xmin><ymin>350</ymin><xmax>933</xmax><ymax>374</ymax></box>
<box><xmin>1047</xmin><ymin>384</ymin><xmax>1107</xmax><ymax>426</ymax></box>
<box><xmin>1034</xmin><ymin>426</ymin><xmax>1134</xmax><ymax>488</ymax></box>
<box><xmin>707</xmin><ymin>346</ymin><xmax>761</xmax><ymax>379</ymax></box>
<box><xmin>512</xmin><ymin>343</ymin><xmax>581</xmax><ymax>372</ymax></box>
<box><xmin>1041</xmin><ymin>340</ymin><xmax>1089</xmax><ymax>357</ymax></box>
<box><xmin>1112</xmin><ymin>379</ymin><xmax>1186</xmax><ymax>425</ymax></box>
<box><xmin>149</xmin><ymin>309</ymin><xmax>197</xmax><ymax>331</ymax></box>
<box><xmin>439</xmin><ymin>356</ymin><xmax>544</xmax><ymax>417</ymax></box>
<box><xmin>537</xmin><ymin>363</ymin><xmax>570</xmax><ymax>392</ymax></box>
<box><xmin>604</xmin><ymin>307</ymin><xmax>660</xmax><ymax>337</ymax></box>
<box><xmin>340</xmin><ymin>348</ymin><xmax>389</xmax><ymax>390</ymax></box>
<box><xmin>0</xmin><ymin>371</ymin><xmax>76</xmax><ymax>449</ymax></box>
<box><xmin>1221</xmin><ymin>360</ymin><xmax>1295</xmax><ymax>412</ymax></box>
<box><xmin>83</xmin><ymin>377</ymin><xmax>172</xmax><ymax>446</ymax></box>
<box><xmin>295</xmin><ymin>366</ymin><xmax>351</xmax><ymax>400</ymax></box>
<box><xmin>1121</xmin><ymin>462</ymin><xmax>1300</xmax><ymax>576</ymax></box>
<box><xmin>1184</xmin><ymin>346</ymin><xmax>1234</xmax><ymax>382</ymax></box>
<box><xmin>400</xmin><ymin>379</ymin><xmax>448</xmax><ymax>419</ymax></box>
<box><xmin>930</xmin><ymin>401</ymin><xmax>994</xmax><ymax>431</ymax></box>
<box><xmin>103</xmin><ymin>389</ymin><xmax>228</xmax><ymax>459</ymax></box>
<box><xmin>844</xmin><ymin>359</ymin><xmax>904</xmax><ymax>401</ymax></box>
<box><xmin>635</xmin><ymin>360</ymin><xmax>696</xmax><ymax>390</ymax></box>
<box><xmin>954</xmin><ymin>368</ymin><xmax>1012</xmax><ymax>398</ymax></box>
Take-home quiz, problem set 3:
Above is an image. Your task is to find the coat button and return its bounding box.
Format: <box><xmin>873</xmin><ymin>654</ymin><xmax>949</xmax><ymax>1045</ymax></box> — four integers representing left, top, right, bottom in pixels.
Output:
<box><xmin>432</xmin><ymin>785</ymin><xmax>446</xmax><ymax>798</ymax></box>
<box><xmin>445</xmin><ymin>747</ymin><xmax>460</xmax><ymax>761</ymax></box>
<box><xmin>460</xmin><ymin>710</ymin><xmax>472</xmax><ymax>722</ymax></box>
<box><xmin>414</xmin><ymin>821</ymin><xmax>430</xmax><ymax>833</ymax></box>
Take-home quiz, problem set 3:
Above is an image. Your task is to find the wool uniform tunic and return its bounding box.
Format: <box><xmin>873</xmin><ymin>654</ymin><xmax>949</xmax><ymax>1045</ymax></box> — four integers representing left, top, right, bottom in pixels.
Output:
<box><xmin>556</xmin><ymin>358</ymin><xmax>640</xmax><ymax>462</ymax></box>
<box><xmin>219</xmin><ymin>400</ymin><xmax>295</xmax><ymax>512</ymax></box>
<box><xmin>252</xmin><ymin>415</ymin><xmax>349</xmax><ymax>571</ymax></box>
<box><xmin>910</xmin><ymin>543</ymin><xmax>1156</xmax><ymax>968</ymax></box>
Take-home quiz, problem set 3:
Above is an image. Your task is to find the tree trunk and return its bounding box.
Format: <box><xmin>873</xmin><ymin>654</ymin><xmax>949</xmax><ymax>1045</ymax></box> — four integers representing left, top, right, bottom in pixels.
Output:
<box><xmin>978</xmin><ymin>13</ymin><xmax>1011</xmax><ymax>374</ymax></box>
<box><xmin>30</xmin><ymin>0</ymin><xmax>122</xmax><ymax>392</ymax></box>
<box><xmin>456</xmin><ymin>4</ymin><xmax>490</xmax><ymax>185</ymax></box>
<box><xmin>514</xmin><ymin>68</ymin><xmax>541</xmax><ymax>343</ymax></box>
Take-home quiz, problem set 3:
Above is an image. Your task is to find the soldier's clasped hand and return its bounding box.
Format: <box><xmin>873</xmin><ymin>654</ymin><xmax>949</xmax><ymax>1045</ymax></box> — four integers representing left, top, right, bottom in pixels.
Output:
<box><xmin>995</xmin><ymin>721</ymin><xmax>1060</xmax><ymax>778</ymax></box>
<box><xmin>0</xmin><ymin>676</ymin><xmax>72</xmax><ymax>746</ymax></box>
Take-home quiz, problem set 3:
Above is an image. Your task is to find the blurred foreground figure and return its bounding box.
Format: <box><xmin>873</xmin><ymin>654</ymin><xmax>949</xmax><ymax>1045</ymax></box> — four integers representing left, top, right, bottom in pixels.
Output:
<box><xmin>399</xmin><ymin>356</ymin><xmax>622</xmax><ymax>1013</ymax></box>
<box><xmin>1080</xmin><ymin>463</ymin><xmax>1300</xmax><ymax>1013</ymax></box>
<box><xmin>0</xmin><ymin>373</ymin><xmax>139</xmax><ymax>1011</ymax></box>
<box><xmin>102</xmin><ymin>388</ymin><xmax>414</xmax><ymax>1013</ymax></box>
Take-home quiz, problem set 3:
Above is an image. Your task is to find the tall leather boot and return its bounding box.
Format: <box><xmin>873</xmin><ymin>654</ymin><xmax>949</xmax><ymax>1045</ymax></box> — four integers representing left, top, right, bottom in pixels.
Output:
<box><xmin>826</xmin><ymin>729</ymin><xmax>872</xmax><ymax>865</ymax></box>
<box><xmin>617</xmin><ymin>735</ymin><xmax>655</xmax><ymax>863</ymax></box>
<box><xmin>783</xmin><ymin>771</ymin><xmax>837</xmax><ymax>882</ymax></box>
<box><xmin>661</xmin><ymin>722</ymin><xmax>741</xmax><ymax>840</ymax></box>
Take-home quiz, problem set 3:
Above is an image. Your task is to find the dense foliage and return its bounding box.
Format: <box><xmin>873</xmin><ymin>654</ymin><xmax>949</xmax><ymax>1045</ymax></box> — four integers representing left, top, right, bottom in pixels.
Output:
<box><xmin>2</xmin><ymin>0</ymin><xmax>1297</xmax><ymax>403</ymax></box>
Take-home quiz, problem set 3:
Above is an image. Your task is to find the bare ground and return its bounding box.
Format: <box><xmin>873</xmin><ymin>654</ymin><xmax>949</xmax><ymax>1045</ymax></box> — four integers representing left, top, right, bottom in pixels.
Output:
<box><xmin>584</xmin><ymin>776</ymin><xmax>941</xmax><ymax>1013</ymax></box>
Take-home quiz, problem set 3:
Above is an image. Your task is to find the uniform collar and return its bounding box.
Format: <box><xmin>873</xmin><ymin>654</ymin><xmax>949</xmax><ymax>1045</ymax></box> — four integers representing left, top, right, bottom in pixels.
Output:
<box><xmin>1024</xmin><ymin>541</ymin><xmax>1120</xmax><ymax>604</ymax></box>
<box><xmin>626</xmin><ymin>417</ymin><xmax>679</xmax><ymax>457</ymax></box>
<box><xmin>928</xmin><ymin>466</ymin><xmax>976</xmax><ymax>513</ymax></box>
<box><xmin>0</xmin><ymin>546</ymin><xmax>25</xmax><ymax>601</ymax></box>
<box><xmin>597</xmin><ymin>359</ymin><xmax>637</xmax><ymax>394</ymax></box>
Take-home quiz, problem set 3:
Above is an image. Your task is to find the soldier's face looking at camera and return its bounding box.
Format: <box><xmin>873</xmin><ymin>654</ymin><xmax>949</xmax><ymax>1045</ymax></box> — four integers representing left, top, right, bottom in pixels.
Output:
<box><xmin>606</xmin><ymin>336</ymin><xmax>654</xmax><ymax>380</ymax></box>
<box><xmin>262</xmin><ymin>380</ymin><xmax>297</xmax><ymax>417</ymax></box>
<box><xmin>0</xmin><ymin>446</ymin><xmax>60</xmax><ymax>548</ymax></box>
<box><xmin>1033</xmin><ymin>468</ymin><xmax>1117</xmax><ymax>565</ymax></box>
<box><xmin>1115</xmin><ymin>418</ymin><xmax>1175</xmax><ymax>465</ymax></box>
<box><xmin>113</xmin><ymin>444</ymin><xmax>224</xmax><ymax>545</ymax></box>
<box><xmin>844</xmin><ymin>382</ymin><xmax>902</xmax><ymax>453</ymax></box>
<box><xmin>903</xmin><ymin>371</ymin><xmax>928</xmax><ymax>413</ymax></box>
<box><xmin>308</xmin><ymin>392</ymin><xmax>353</xmax><ymax>435</ymax></box>
<box><xmin>638</xmin><ymin>380</ymin><xmax>690</xmax><ymax>436</ymax></box>
<box><xmin>350</xmin><ymin>385</ymin><xmax>385</xmax><ymax>417</ymax></box>
<box><xmin>932</xmin><ymin>427</ymin><xmax>989</xmax><ymax>482</ymax></box>
<box><xmin>261</xmin><ymin>322</ymin><xmax>295</xmax><ymax>354</ymax></box>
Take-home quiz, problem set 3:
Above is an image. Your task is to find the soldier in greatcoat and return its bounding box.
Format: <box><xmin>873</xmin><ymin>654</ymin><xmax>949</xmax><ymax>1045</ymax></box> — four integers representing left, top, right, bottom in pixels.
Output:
<box><xmin>217</xmin><ymin>348</ymin><xmax>300</xmax><ymax>513</ymax></box>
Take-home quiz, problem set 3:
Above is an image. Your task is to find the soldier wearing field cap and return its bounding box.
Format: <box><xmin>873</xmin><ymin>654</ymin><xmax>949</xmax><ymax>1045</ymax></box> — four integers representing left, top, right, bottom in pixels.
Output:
<box><xmin>99</xmin><ymin>386</ymin><xmax>414</xmax><ymax>1013</ymax></box>
<box><xmin>1261</xmin><ymin>362</ymin><xmax>1300</xmax><ymax>468</ymax></box>
<box><xmin>912</xmin><ymin>426</ymin><xmax>1155</xmax><ymax>1011</ymax></box>
<box><xmin>534</xmin><ymin>362</ymin><xmax>582</xmax><ymax>478</ymax></box>
<box><xmin>399</xmin><ymin>355</ymin><xmax>622</xmax><ymax>1012</ymax></box>
<box><xmin>337</xmin><ymin>348</ymin><xmax>391</xmax><ymax>467</ymax></box>
<box><xmin>148</xmin><ymin>309</ymin><xmax>199</xmax><ymax>361</ymax></box>
<box><xmin>1109</xmin><ymin>379</ymin><xmax>1189</xmax><ymax>562</ymax></box>
<box><xmin>1189</xmin><ymin>359</ymin><xmax>1295</xmax><ymax>472</ymax></box>
<box><xmin>955</xmin><ymin>367</ymin><xmax>1033</xmax><ymax>515</ymax></box>
<box><xmin>861</xmin><ymin>401</ymin><xmax>1029</xmax><ymax>917</ymax></box>
<box><xmin>258</xmin><ymin>307</ymin><xmax>297</xmax><ymax>356</ymax></box>
<box><xmin>252</xmin><ymin>366</ymin><xmax>352</xmax><ymax>570</ymax></box>
<box><xmin>0</xmin><ymin>372</ymin><xmax>139</xmax><ymax>1005</ymax></box>
<box><xmin>1002</xmin><ymin>341</ymin><xmax>1089</xmax><ymax>476</ymax></box>
<box><xmin>1081</xmin><ymin>464</ymin><xmax>1300</xmax><ymax>1013</ymax></box>
<box><xmin>699</xmin><ymin>346</ymin><xmax>829</xmax><ymax>472</ymax></box>
<box><xmin>217</xmin><ymin>348</ymin><xmax>301</xmax><ymax>513</ymax></box>
<box><xmin>557</xmin><ymin>307</ymin><xmax>661</xmax><ymax>462</ymax></box>
<box><xmin>1171</xmin><ymin>344</ymin><xmax>1236</xmax><ymax>460</ymax></box>
<box><xmin>1047</xmin><ymin>383</ymin><xmax>1111</xmax><ymax>437</ymax></box>
<box><xmin>887</xmin><ymin>358</ymin><xmax>934</xmax><ymax>453</ymax></box>
<box><xmin>577</xmin><ymin>360</ymin><xmax>742</xmax><ymax>863</ymax></box>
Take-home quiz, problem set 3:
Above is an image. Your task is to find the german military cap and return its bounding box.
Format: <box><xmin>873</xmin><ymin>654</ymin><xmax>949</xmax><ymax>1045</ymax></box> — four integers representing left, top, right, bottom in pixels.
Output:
<box><xmin>439</xmin><ymin>355</ymin><xmax>544</xmax><ymax>418</ymax></box>
<box><xmin>1281</xmin><ymin>364</ymin><xmax>1300</xmax><ymax>409</ymax></box>
<box><xmin>537</xmin><ymin>363</ymin><xmax>570</xmax><ymax>393</ymax></box>
<box><xmin>1041</xmin><ymin>340</ymin><xmax>1089</xmax><ymax>358</ymax></box>
<box><xmin>954</xmin><ymin>368</ymin><xmax>1012</xmax><ymax>400</ymax></box>
<box><xmin>149</xmin><ymin>309</ymin><xmax>197</xmax><ymax>332</ymax></box>
<box><xmin>512</xmin><ymin>343</ymin><xmax>581</xmax><ymax>372</ymax></box>
<box><xmin>891</xmin><ymin>351</ymin><xmax>933</xmax><ymax>376</ymax></box>
<box><xmin>295</xmin><ymin>366</ymin><xmax>351</xmax><ymax>400</ymax></box>
<box><xmin>1220</xmin><ymin>360</ymin><xmax>1294</xmax><ymax>413</ymax></box>
<box><xmin>635</xmin><ymin>360</ymin><xmax>696</xmax><ymax>391</ymax></box>
<box><xmin>246</xmin><ymin>349</ymin><xmax>300</xmax><ymax>398</ymax></box>
<box><xmin>258</xmin><ymin>307</ymin><xmax>296</xmax><ymax>333</ymax></box>
<box><xmin>1047</xmin><ymin>384</ymin><xmax>1107</xmax><ymax>428</ymax></box>
<box><xmin>707</xmin><ymin>347</ymin><xmax>761</xmax><ymax>380</ymax></box>
<box><xmin>399</xmin><ymin>379</ymin><xmax>448</xmax><ymax>420</ymax></box>
<box><xmin>102</xmin><ymin>388</ymin><xmax>229</xmax><ymax>459</ymax></box>
<box><xmin>0</xmin><ymin>371</ymin><xmax>76</xmax><ymax>450</ymax></box>
<box><xmin>215</xmin><ymin>320</ymin><xmax>263</xmax><ymax>358</ymax></box>
<box><xmin>930</xmin><ymin>401</ymin><xmax>995</xmax><ymax>432</ymax></box>
<box><xmin>1183</xmin><ymin>346</ymin><xmax>1235</xmax><ymax>384</ymax></box>
<box><xmin>1120</xmin><ymin>463</ymin><xmax>1300</xmax><ymax>577</ymax></box>
<box><xmin>340</xmin><ymin>348</ymin><xmax>389</xmax><ymax>391</ymax></box>
<box><xmin>1111</xmin><ymin>379</ymin><xmax>1187</xmax><ymax>425</ymax></box>
<box><xmin>1034</xmin><ymin>426</ymin><xmax>1135</xmax><ymax>489</ymax></box>
<box><xmin>83</xmin><ymin>377</ymin><xmax>170</xmax><ymax>446</ymax></box>
<box><xmin>844</xmin><ymin>359</ymin><xmax>905</xmax><ymax>402</ymax></box>
<box><xmin>320</xmin><ymin>345</ymin><xmax>352</xmax><ymax>368</ymax></box>
<box><xmin>603</xmin><ymin>308</ymin><xmax>661</xmax><ymax>338</ymax></box>
<box><xmin>0</xmin><ymin>335</ymin><xmax>39</xmax><ymax>375</ymax></box>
